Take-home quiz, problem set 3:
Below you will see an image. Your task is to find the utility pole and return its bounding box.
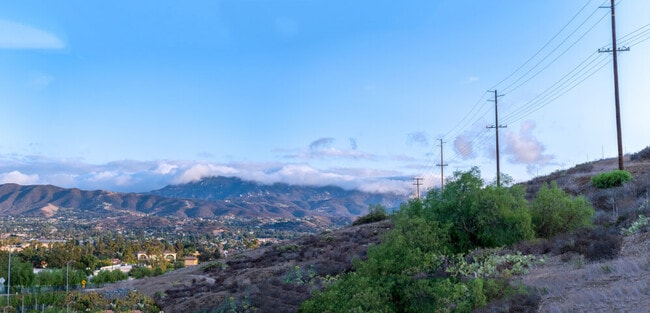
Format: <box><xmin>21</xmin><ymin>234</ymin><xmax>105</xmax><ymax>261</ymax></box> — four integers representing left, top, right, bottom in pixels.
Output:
<box><xmin>413</xmin><ymin>177</ymin><xmax>423</xmax><ymax>200</ymax></box>
<box><xmin>599</xmin><ymin>0</ymin><xmax>629</xmax><ymax>170</ymax></box>
<box><xmin>436</xmin><ymin>139</ymin><xmax>448</xmax><ymax>191</ymax></box>
<box><xmin>6</xmin><ymin>250</ymin><xmax>10</xmax><ymax>306</ymax></box>
<box><xmin>487</xmin><ymin>90</ymin><xmax>506</xmax><ymax>187</ymax></box>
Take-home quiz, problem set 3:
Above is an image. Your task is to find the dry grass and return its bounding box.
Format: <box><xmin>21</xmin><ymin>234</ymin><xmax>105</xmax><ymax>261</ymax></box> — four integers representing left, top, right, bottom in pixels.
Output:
<box><xmin>522</xmin><ymin>232</ymin><xmax>650</xmax><ymax>312</ymax></box>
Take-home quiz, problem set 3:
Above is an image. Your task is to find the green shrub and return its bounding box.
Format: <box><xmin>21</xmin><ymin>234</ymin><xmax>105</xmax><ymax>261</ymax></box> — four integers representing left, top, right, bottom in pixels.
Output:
<box><xmin>530</xmin><ymin>181</ymin><xmax>594</xmax><ymax>238</ymax></box>
<box><xmin>352</xmin><ymin>204</ymin><xmax>388</xmax><ymax>226</ymax></box>
<box><xmin>427</xmin><ymin>167</ymin><xmax>534</xmax><ymax>252</ymax></box>
<box><xmin>129</xmin><ymin>266</ymin><xmax>154</xmax><ymax>279</ymax></box>
<box><xmin>591</xmin><ymin>170</ymin><xmax>633</xmax><ymax>188</ymax></box>
<box><xmin>90</xmin><ymin>269</ymin><xmax>128</xmax><ymax>284</ymax></box>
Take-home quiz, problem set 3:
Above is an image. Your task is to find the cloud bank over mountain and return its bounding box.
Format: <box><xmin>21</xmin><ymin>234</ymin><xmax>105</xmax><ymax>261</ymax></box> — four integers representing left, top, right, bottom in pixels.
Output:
<box><xmin>0</xmin><ymin>155</ymin><xmax>412</xmax><ymax>195</ymax></box>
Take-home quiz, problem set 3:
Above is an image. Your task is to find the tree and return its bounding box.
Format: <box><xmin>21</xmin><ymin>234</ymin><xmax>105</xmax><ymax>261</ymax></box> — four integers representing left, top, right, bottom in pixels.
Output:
<box><xmin>90</xmin><ymin>269</ymin><xmax>128</xmax><ymax>284</ymax></box>
<box><xmin>0</xmin><ymin>253</ymin><xmax>36</xmax><ymax>288</ymax></box>
<box><xmin>129</xmin><ymin>266</ymin><xmax>153</xmax><ymax>279</ymax></box>
<box><xmin>427</xmin><ymin>167</ymin><xmax>533</xmax><ymax>252</ymax></box>
<box><xmin>530</xmin><ymin>181</ymin><xmax>594</xmax><ymax>238</ymax></box>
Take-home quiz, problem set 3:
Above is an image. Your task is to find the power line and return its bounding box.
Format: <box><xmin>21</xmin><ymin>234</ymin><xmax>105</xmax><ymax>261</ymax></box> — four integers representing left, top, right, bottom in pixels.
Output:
<box><xmin>501</xmin><ymin>22</ymin><xmax>649</xmax><ymax>125</ymax></box>
<box><xmin>501</xmin><ymin>9</ymin><xmax>610</xmax><ymax>95</ymax></box>
<box><xmin>495</xmin><ymin>0</ymin><xmax>602</xmax><ymax>93</ymax></box>
<box><xmin>435</xmin><ymin>3</ymin><xmax>602</xmax><ymax>160</ymax></box>
<box><xmin>501</xmin><ymin>52</ymin><xmax>609</xmax><ymax>124</ymax></box>
<box><xmin>419</xmin><ymin>1</ymin><xmax>646</xmax><ymax>181</ymax></box>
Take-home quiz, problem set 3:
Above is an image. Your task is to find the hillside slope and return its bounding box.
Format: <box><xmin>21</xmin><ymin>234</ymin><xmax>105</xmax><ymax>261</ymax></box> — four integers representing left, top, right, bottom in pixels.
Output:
<box><xmin>104</xmin><ymin>220</ymin><xmax>393</xmax><ymax>312</ymax></box>
<box><xmin>102</xmin><ymin>152</ymin><xmax>650</xmax><ymax>312</ymax></box>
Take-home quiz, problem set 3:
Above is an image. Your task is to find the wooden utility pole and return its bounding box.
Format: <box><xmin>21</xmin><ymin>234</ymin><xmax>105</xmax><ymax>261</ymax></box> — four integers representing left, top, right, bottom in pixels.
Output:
<box><xmin>436</xmin><ymin>139</ymin><xmax>448</xmax><ymax>191</ymax></box>
<box><xmin>487</xmin><ymin>90</ymin><xmax>506</xmax><ymax>187</ymax></box>
<box><xmin>413</xmin><ymin>177</ymin><xmax>423</xmax><ymax>200</ymax></box>
<box><xmin>599</xmin><ymin>0</ymin><xmax>629</xmax><ymax>170</ymax></box>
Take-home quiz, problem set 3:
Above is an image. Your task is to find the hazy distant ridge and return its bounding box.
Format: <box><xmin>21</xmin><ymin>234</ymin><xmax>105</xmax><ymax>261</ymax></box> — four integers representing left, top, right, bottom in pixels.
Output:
<box><xmin>0</xmin><ymin>176</ymin><xmax>406</xmax><ymax>220</ymax></box>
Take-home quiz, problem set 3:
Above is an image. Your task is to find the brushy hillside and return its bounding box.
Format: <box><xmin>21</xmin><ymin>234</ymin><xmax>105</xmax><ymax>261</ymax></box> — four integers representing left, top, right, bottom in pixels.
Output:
<box><xmin>101</xmin><ymin>148</ymin><xmax>650</xmax><ymax>312</ymax></box>
<box><xmin>104</xmin><ymin>220</ymin><xmax>392</xmax><ymax>312</ymax></box>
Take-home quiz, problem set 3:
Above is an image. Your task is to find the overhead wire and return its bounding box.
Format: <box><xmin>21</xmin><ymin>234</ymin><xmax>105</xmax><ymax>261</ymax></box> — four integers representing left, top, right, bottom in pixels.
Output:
<box><xmin>499</xmin><ymin>0</ymin><xmax>607</xmax><ymax>92</ymax></box>
<box><xmin>502</xmin><ymin>22</ymin><xmax>650</xmax><ymax>125</ymax></box>
<box><xmin>417</xmin><ymin>0</ymin><xmax>641</xmax><ymax>181</ymax></box>
<box><xmin>442</xmin><ymin>0</ymin><xmax>606</xmax><ymax>166</ymax></box>
<box><xmin>500</xmin><ymin>8</ymin><xmax>609</xmax><ymax>95</ymax></box>
<box><xmin>486</xmin><ymin>0</ymin><xmax>596</xmax><ymax>92</ymax></box>
<box><xmin>503</xmin><ymin>55</ymin><xmax>611</xmax><ymax>125</ymax></box>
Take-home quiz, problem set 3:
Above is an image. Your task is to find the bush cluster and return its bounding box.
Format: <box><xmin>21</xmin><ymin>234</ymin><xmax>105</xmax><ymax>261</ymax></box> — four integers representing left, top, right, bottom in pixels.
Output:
<box><xmin>352</xmin><ymin>204</ymin><xmax>388</xmax><ymax>226</ymax></box>
<box><xmin>556</xmin><ymin>227</ymin><xmax>623</xmax><ymax>261</ymax></box>
<box><xmin>591</xmin><ymin>170</ymin><xmax>633</xmax><ymax>189</ymax></box>
<box><xmin>530</xmin><ymin>182</ymin><xmax>594</xmax><ymax>238</ymax></box>
<box><xmin>302</xmin><ymin>167</ymin><xmax>581</xmax><ymax>313</ymax></box>
<box><xmin>90</xmin><ymin>269</ymin><xmax>128</xmax><ymax>284</ymax></box>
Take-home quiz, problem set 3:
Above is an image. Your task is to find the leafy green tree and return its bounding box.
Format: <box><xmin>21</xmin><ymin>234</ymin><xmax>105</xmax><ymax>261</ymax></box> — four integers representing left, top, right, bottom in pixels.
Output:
<box><xmin>530</xmin><ymin>181</ymin><xmax>594</xmax><ymax>238</ymax></box>
<box><xmin>90</xmin><ymin>269</ymin><xmax>128</xmax><ymax>284</ymax></box>
<box><xmin>79</xmin><ymin>254</ymin><xmax>98</xmax><ymax>274</ymax></box>
<box><xmin>0</xmin><ymin>253</ymin><xmax>36</xmax><ymax>288</ymax></box>
<box><xmin>36</xmin><ymin>268</ymin><xmax>64</xmax><ymax>286</ymax></box>
<box><xmin>302</xmin><ymin>200</ymin><xmax>452</xmax><ymax>312</ymax></box>
<box><xmin>427</xmin><ymin>167</ymin><xmax>534</xmax><ymax>252</ymax></box>
<box><xmin>129</xmin><ymin>266</ymin><xmax>154</xmax><ymax>279</ymax></box>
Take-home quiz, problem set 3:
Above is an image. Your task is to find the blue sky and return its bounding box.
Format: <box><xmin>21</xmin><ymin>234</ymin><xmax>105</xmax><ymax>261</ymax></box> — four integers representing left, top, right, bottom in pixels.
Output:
<box><xmin>0</xmin><ymin>0</ymin><xmax>648</xmax><ymax>194</ymax></box>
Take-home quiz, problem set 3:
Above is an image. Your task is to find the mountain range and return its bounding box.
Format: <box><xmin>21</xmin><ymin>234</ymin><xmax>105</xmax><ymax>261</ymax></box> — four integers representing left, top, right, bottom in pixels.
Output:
<box><xmin>0</xmin><ymin>176</ymin><xmax>407</xmax><ymax>221</ymax></box>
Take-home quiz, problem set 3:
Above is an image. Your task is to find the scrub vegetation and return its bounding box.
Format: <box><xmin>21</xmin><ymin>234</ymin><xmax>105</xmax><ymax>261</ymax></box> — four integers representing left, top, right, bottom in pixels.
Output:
<box><xmin>301</xmin><ymin>167</ymin><xmax>593</xmax><ymax>312</ymax></box>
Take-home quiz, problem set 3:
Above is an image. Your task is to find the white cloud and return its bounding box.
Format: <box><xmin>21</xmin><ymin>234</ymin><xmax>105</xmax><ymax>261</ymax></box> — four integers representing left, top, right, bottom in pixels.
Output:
<box><xmin>503</xmin><ymin>121</ymin><xmax>555</xmax><ymax>165</ymax></box>
<box><xmin>0</xmin><ymin>155</ymin><xmax>411</xmax><ymax>194</ymax></box>
<box><xmin>174</xmin><ymin>163</ymin><xmax>238</xmax><ymax>184</ymax></box>
<box><xmin>0</xmin><ymin>171</ymin><xmax>39</xmax><ymax>185</ymax></box>
<box><xmin>0</xmin><ymin>20</ymin><xmax>65</xmax><ymax>49</ymax></box>
<box><xmin>358</xmin><ymin>179</ymin><xmax>411</xmax><ymax>194</ymax></box>
<box><xmin>88</xmin><ymin>171</ymin><xmax>118</xmax><ymax>182</ymax></box>
<box><xmin>154</xmin><ymin>162</ymin><xmax>179</xmax><ymax>175</ymax></box>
